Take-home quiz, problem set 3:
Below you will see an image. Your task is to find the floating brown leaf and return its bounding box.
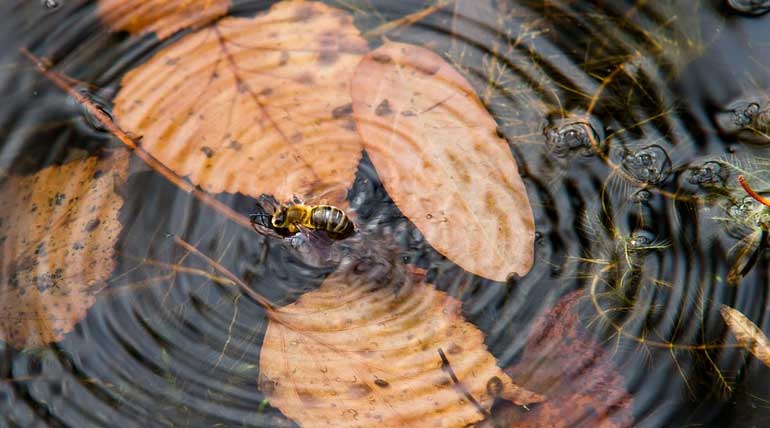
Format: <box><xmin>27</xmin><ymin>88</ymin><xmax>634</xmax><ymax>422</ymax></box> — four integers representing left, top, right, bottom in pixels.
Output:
<box><xmin>97</xmin><ymin>0</ymin><xmax>231</xmax><ymax>40</ymax></box>
<box><xmin>351</xmin><ymin>42</ymin><xmax>534</xmax><ymax>281</ymax></box>
<box><xmin>259</xmin><ymin>265</ymin><xmax>543</xmax><ymax>428</ymax></box>
<box><xmin>114</xmin><ymin>1</ymin><xmax>367</xmax><ymax>205</ymax></box>
<box><xmin>503</xmin><ymin>291</ymin><xmax>634</xmax><ymax>428</ymax></box>
<box><xmin>0</xmin><ymin>151</ymin><xmax>129</xmax><ymax>348</ymax></box>
<box><xmin>721</xmin><ymin>304</ymin><xmax>770</xmax><ymax>368</ymax></box>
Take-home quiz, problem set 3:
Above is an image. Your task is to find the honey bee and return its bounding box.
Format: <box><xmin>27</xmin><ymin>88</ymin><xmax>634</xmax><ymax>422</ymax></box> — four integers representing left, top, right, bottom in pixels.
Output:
<box><xmin>250</xmin><ymin>195</ymin><xmax>356</xmax><ymax>240</ymax></box>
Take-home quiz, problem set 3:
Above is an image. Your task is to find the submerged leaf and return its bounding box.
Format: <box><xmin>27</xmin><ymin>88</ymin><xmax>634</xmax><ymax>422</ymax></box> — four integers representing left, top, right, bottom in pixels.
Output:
<box><xmin>259</xmin><ymin>265</ymin><xmax>543</xmax><ymax>428</ymax></box>
<box><xmin>504</xmin><ymin>291</ymin><xmax>634</xmax><ymax>428</ymax></box>
<box><xmin>351</xmin><ymin>42</ymin><xmax>534</xmax><ymax>281</ymax></box>
<box><xmin>114</xmin><ymin>1</ymin><xmax>367</xmax><ymax>205</ymax></box>
<box><xmin>721</xmin><ymin>304</ymin><xmax>770</xmax><ymax>368</ymax></box>
<box><xmin>0</xmin><ymin>151</ymin><xmax>129</xmax><ymax>348</ymax></box>
<box><xmin>97</xmin><ymin>0</ymin><xmax>231</xmax><ymax>40</ymax></box>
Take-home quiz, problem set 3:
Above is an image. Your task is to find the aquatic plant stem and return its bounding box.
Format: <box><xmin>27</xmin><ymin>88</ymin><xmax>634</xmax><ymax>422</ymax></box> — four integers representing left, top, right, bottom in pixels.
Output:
<box><xmin>738</xmin><ymin>175</ymin><xmax>770</xmax><ymax>208</ymax></box>
<box><xmin>20</xmin><ymin>48</ymin><xmax>256</xmax><ymax>234</ymax></box>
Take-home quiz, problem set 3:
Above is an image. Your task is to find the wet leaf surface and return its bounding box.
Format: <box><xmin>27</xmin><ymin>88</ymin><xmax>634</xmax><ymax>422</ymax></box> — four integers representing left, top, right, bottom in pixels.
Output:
<box><xmin>351</xmin><ymin>41</ymin><xmax>534</xmax><ymax>282</ymax></box>
<box><xmin>0</xmin><ymin>150</ymin><xmax>129</xmax><ymax>348</ymax></box>
<box><xmin>96</xmin><ymin>0</ymin><xmax>231</xmax><ymax>40</ymax></box>
<box><xmin>721</xmin><ymin>305</ymin><xmax>770</xmax><ymax>369</ymax></box>
<box><xmin>113</xmin><ymin>1</ymin><xmax>367</xmax><ymax>205</ymax></box>
<box><xmin>259</xmin><ymin>263</ymin><xmax>543</xmax><ymax>428</ymax></box>
<box><xmin>504</xmin><ymin>291</ymin><xmax>634</xmax><ymax>428</ymax></box>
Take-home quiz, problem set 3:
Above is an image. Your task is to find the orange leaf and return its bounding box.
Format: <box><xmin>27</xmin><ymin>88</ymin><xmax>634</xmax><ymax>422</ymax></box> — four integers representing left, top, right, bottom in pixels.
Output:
<box><xmin>721</xmin><ymin>304</ymin><xmax>770</xmax><ymax>368</ymax></box>
<box><xmin>259</xmin><ymin>266</ymin><xmax>543</xmax><ymax>428</ymax></box>
<box><xmin>351</xmin><ymin>42</ymin><xmax>534</xmax><ymax>281</ymax></box>
<box><xmin>113</xmin><ymin>1</ymin><xmax>367</xmax><ymax>205</ymax></box>
<box><xmin>0</xmin><ymin>151</ymin><xmax>129</xmax><ymax>348</ymax></box>
<box><xmin>97</xmin><ymin>0</ymin><xmax>231</xmax><ymax>40</ymax></box>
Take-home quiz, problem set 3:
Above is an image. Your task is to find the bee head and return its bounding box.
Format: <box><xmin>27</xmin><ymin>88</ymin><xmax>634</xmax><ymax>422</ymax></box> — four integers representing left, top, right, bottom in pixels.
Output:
<box><xmin>272</xmin><ymin>207</ymin><xmax>288</xmax><ymax>228</ymax></box>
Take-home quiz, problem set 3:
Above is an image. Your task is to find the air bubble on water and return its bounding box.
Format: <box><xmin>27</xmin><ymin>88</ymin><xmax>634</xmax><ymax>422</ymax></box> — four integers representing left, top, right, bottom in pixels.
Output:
<box><xmin>717</xmin><ymin>98</ymin><xmax>767</xmax><ymax>134</ymax></box>
<box><xmin>733</xmin><ymin>102</ymin><xmax>760</xmax><ymax>127</ymax></box>
<box><xmin>631</xmin><ymin>189</ymin><xmax>652</xmax><ymax>204</ymax></box>
<box><xmin>621</xmin><ymin>145</ymin><xmax>672</xmax><ymax>185</ymax></box>
<box><xmin>728</xmin><ymin>196</ymin><xmax>770</xmax><ymax>227</ymax></box>
<box><xmin>543</xmin><ymin>117</ymin><xmax>604</xmax><ymax>158</ymax></box>
<box><xmin>627</xmin><ymin>230</ymin><xmax>656</xmax><ymax>252</ymax></box>
<box><xmin>687</xmin><ymin>161</ymin><xmax>727</xmax><ymax>187</ymax></box>
<box><xmin>42</xmin><ymin>0</ymin><xmax>60</xmax><ymax>9</ymax></box>
<box><xmin>727</xmin><ymin>0</ymin><xmax>770</xmax><ymax>15</ymax></box>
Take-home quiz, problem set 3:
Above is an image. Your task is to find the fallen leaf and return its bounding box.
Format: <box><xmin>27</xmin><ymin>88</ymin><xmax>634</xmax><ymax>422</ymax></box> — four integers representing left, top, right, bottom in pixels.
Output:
<box><xmin>97</xmin><ymin>0</ymin><xmax>231</xmax><ymax>40</ymax></box>
<box><xmin>504</xmin><ymin>290</ymin><xmax>634</xmax><ymax>428</ymax></box>
<box><xmin>351</xmin><ymin>42</ymin><xmax>534</xmax><ymax>281</ymax></box>
<box><xmin>721</xmin><ymin>304</ymin><xmax>770</xmax><ymax>368</ymax></box>
<box><xmin>0</xmin><ymin>150</ymin><xmax>129</xmax><ymax>348</ymax></box>
<box><xmin>259</xmin><ymin>263</ymin><xmax>543</xmax><ymax>428</ymax></box>
<box><xmin>113</xmin><ymin>1</ymin><xmax>367</xmax><ymax>205</ymax></box>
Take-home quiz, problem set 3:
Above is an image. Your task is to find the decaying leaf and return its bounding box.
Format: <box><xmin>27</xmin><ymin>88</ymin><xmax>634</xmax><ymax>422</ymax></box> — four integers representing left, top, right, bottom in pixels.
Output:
<box><xmin>351</xmin><ymin>42</ymin><xmax>534</xmax><ymax>282</ymax></box>
<box><xmin>259</xmin><ymin>264</ymin><xmax>543</xmax><ymax>428</ymax></box>
<box><xmin>114</xmin><ymin>1</ymin><xmax>367</xmax><ymax>205</ymax></box>
<box><xmin>721</xmin><ymin>304</ymin><xmax>770</xmax><ymax>368</ymax></box>
<box><xmin>96</xmin><ymin>0</ymin><xmax>231</xmax><ymax>40</ymax></box>
<box><xmin>504</xmin><ymin>291</ymin><xmax>634</xmax><ymax>428</ymax></box>
<box><xmin>0</xmin><ymin>151</ymin><xmax>129</xmax><ymax>348</ymax></box>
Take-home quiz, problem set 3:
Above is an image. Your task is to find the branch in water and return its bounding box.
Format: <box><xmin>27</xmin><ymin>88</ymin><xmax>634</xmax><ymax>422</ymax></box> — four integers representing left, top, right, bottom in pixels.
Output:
<box><xmin>19</xmin><ymin>48</ymin><xmax>258</xmax><ymax>234</ymax></box>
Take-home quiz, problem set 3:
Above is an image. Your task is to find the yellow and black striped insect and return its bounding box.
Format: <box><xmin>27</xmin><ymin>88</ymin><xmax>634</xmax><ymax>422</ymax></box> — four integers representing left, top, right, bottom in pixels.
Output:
<box><xmin>250</xmin><ymin>195</ymin><xmax>356</xmax><ymax>240</ymax></box>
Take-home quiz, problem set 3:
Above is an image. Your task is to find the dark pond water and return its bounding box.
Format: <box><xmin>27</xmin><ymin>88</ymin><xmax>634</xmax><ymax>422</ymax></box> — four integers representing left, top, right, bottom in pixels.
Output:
<box><xmin>2</xmin><ymin>0</ymin><xmax>770</xmax><ymax>427</ymax></box>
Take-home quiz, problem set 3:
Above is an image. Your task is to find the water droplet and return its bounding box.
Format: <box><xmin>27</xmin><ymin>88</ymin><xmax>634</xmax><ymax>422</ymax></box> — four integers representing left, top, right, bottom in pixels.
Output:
<box><xmin>631</xmin><ymin>189</ymin><xmax>652</xmax><ymax>204</ymax></box>
<box><xmin>544</xmin><ymin>120</ymin><xmax>602</xmax><ymax>158</ymax></box>
<box><xmin>621</xmin><ymin>145</ymin><xmax>671</xmax><ymax>184</ymax></box>
<box><xmin>42</xmin><ymin>0</ymin><xmax>60</xmax><ymax>9</ymax></box>
<box><xmin>727</xmin><ymin>0</ymin><xmax>770</xmax><ymax>15</ymax></box>
<box><xmin>688</xmin><ymin>161</ymin><xmax>727</xmax><ymax>187</ymax></box>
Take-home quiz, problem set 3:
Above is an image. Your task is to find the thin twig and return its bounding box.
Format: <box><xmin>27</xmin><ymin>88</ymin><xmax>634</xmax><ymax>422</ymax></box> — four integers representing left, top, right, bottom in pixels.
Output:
<box><xmin>171</xmin><ymin>235</ymin><xmax>277</xmax><ymax>312</ymax></box>
<box><xmin>364</xmin><ymin>0</ymin><xmax>455</xmax><ymax>38</ymax></box>
<box><xmin>20</xmin><ymin>48</ymin><xmax>257</xmax><ymax>233</ymax></box>
<box><xmin>438</xmin><ymin>348</ymin><xmax>490</xmax><ymax>418</ymax></box>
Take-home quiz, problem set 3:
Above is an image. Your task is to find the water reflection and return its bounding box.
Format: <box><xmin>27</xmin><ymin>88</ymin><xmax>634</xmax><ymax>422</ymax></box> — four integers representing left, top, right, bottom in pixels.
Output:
<box><xmin>0</xmin><ymin>1</ymin><xmax>770</xmax><ymax>427</ymax></box>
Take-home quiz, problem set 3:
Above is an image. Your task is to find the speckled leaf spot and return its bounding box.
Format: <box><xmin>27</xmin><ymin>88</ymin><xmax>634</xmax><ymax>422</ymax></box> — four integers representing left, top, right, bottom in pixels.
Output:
<box><xmin>113</xmin><ymin>1</ymin><xmax>367</xmax><ymax>206</ymax></box>
<box><xmin>351</xmin><ymin>42</ymin><xmax>535</xmax><ymax>282</ymax></box>
<box><xmin>259</xmin><ymin>268</ymin><xmax>543</xmax><ymax>428</ymax></box>
<box><xmin>0</xmin><ymin>150</ymin><xmax>129</xmax><ymax>348</ymax></box>
<box><xmin>97</xmin><ymin>0</ymin><xmax>231</xmax><ymax>40</ymax></box>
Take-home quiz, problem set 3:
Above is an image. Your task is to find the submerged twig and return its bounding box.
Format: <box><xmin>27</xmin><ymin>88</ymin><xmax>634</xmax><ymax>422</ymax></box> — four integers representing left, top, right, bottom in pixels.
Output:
<box><xmin>171</xmin><ymin>235</ymin><xmax>277</xmax><ymax>312</ymax></box>
<box><xmin>438</xmin><ymin>348</ymin><xmax>490</xmax><ymax>418</ymax></box>
<box><xmin>364</xmin><ymin>0</ymin><xmax>454</xmax><ymax>38</ymax></box>
<box><xmin>20</xmin><ymin>48</ymin><xmax>257</xmax><ymax>234</ymax></box>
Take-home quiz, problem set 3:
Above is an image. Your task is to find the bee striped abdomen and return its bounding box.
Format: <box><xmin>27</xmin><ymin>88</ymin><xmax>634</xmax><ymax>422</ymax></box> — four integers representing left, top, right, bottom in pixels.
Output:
<box><xmin>310</xmin><ymin>205</ymin><xmax>354</xmax><ymax>237</ymax></box>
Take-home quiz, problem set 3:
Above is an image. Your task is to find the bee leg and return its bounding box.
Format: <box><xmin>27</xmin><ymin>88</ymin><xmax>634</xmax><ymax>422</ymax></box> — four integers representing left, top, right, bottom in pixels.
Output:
<box><xmin>292</xmin><ymin>195</ymin><xmax>303</xmax><ymax>205</ymax></box>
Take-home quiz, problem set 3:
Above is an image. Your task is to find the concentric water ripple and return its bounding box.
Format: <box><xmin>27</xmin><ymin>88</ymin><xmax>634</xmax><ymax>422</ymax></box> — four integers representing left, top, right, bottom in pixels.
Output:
<box><xmin>1</xmin><ymin>1</ymin><xmax>770</xmax><ymax>427</ymax></box>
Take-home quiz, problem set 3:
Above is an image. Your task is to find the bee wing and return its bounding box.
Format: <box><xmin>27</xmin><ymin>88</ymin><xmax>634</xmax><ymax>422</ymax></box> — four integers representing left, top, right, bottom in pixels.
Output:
<box><xmin>289</xmin><ymin>225</ymin><xmax>340</xmax><ymax>266</ymax></box>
